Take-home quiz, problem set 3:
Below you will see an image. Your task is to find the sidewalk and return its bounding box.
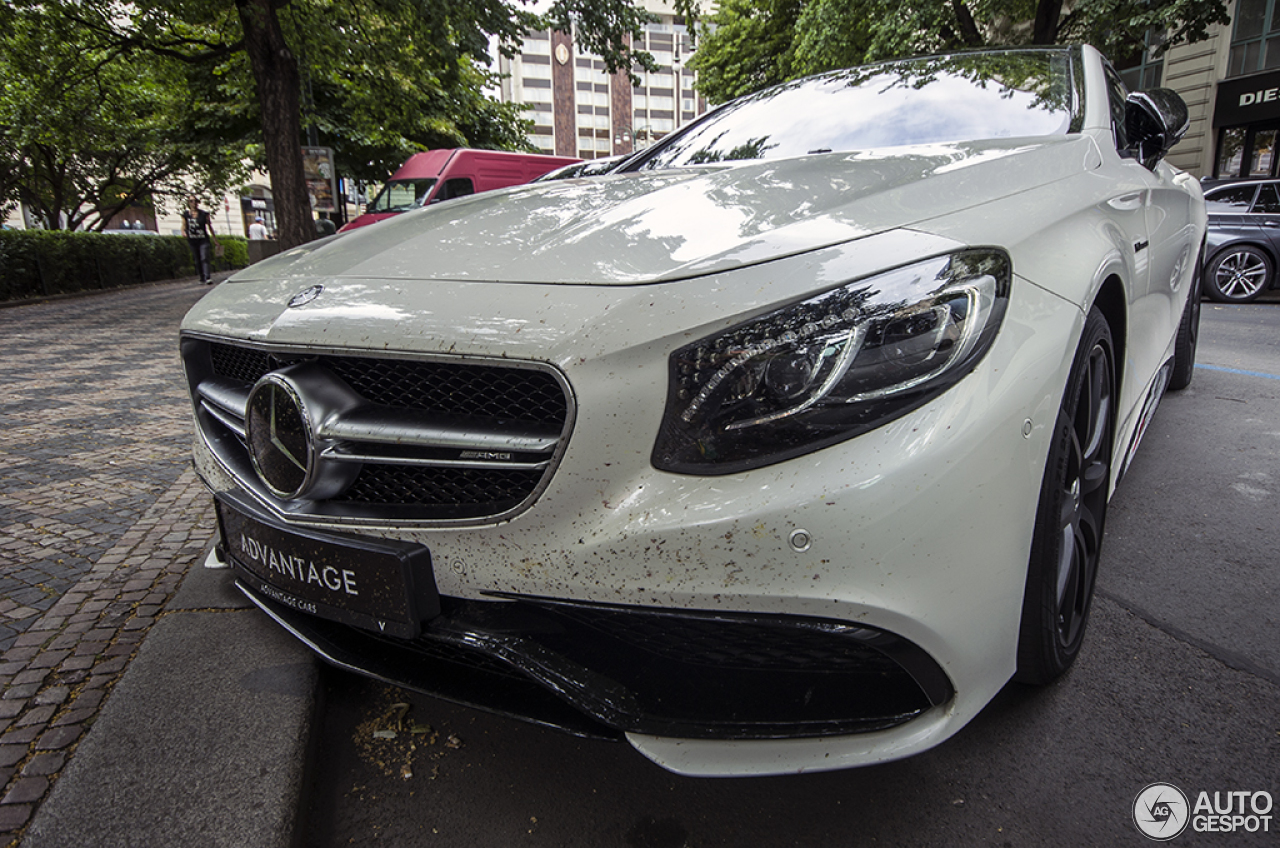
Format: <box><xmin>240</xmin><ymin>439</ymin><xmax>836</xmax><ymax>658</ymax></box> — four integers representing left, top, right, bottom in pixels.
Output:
<box><xmin>0</xmin><ymin>276</ymin><xmax>317</xmax><ymax>846</ymax></box>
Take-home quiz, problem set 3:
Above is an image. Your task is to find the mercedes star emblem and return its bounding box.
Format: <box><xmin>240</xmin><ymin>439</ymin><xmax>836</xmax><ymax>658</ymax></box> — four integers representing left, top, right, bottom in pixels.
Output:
<box><xmin>246</xmin><ymin>376</ymin><xmax>312</xmax><ymax>499</ymax></box>
<box><xmin>287</xmin><ymin>285</ymin><xmax>324</xmax><ymax>308</ymax></box>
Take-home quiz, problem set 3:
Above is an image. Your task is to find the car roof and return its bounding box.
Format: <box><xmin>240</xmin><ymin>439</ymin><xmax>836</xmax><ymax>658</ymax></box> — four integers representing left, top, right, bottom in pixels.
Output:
<box><xmin>1205</xmin><ymin>179</ymin><xmax>1276</xmax><ymax>193</ymax></box>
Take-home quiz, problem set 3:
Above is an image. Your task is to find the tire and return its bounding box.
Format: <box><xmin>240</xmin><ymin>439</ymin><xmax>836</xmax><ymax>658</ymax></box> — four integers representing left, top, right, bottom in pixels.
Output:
<box><xmin>1169</xmin><ymin>248</ymin><xmax>1202</xmax><ymax>391</ymax></box>
<box><xmin>1205</xmin><ymin>246</ymin><xmax>1271</xmax><ymax>303</ymax></box>
<box><xmin>1015</xmin><ymin>308</ymin><xmax>1115</xmax><ymax>685</ymax></box>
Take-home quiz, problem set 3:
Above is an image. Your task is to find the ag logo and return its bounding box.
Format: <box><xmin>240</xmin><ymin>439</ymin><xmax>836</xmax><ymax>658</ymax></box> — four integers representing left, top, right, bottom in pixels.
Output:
<box><xmin>1134</xmin><ymin>782</ymin><xmax>1190</xmax><ymax>841</ymax></box>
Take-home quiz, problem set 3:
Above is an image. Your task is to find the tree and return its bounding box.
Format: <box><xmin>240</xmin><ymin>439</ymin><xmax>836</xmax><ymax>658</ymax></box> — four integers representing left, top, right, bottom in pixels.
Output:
<box><xmin>38</xmin><ymin>0</ymin><xmax>664</xmax><ymax>248</ymax></box>
<box><xmin>0</xmin><ymin>6</ymin><xmax>247</xmax><ymax>231</ymax></box>
<box><xmin>681</xmin><ymin>0</ymin><xmax>806</xmax><ymax>103</ymax></box>
<box><xmin>276</xmin><ymin>0</ymin><xmax>538</xmax><ymax>182</ymax></box>
<box><xmin>682</xmin><ymin>0</ymin><xmax>1231</xmax><ymax>104</ymax></box>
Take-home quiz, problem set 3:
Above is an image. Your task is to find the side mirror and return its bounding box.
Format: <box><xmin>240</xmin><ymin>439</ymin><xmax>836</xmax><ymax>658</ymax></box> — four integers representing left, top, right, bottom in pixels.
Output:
<box><xmin>1125</xmin><ymin>88</ymin><xmax>1190</xmax><ymax>170</ymax></box>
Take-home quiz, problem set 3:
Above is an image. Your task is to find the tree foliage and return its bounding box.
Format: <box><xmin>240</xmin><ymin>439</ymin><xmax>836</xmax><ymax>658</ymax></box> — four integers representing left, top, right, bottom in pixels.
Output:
<box><xmin>276</xmin><ymin>0</ymin><xmax>538</xmax><ymax>182</ymax></box>
<box><xmin>14</xmin><ymin>0</ymin><xmax>663</xmax><ymax>248</ymax></box>
<box><xmin>682</xmin><ymin>0</ymin><xmax>1231</xmax><ymax>103</ymax></box>
<box><xmin>0</xmin><ymin>5</ymin><xmax>247</xmax><ymax>231</ymax></box>
<box><xmin>680</xmin><ymin>0</ymin><xmax>806</xmax><ymax>102</ymax></box>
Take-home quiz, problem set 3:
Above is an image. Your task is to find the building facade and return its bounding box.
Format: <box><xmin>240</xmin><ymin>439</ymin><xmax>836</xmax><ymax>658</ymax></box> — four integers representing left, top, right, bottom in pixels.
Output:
<box><xmin>1154</xmin><ymin>0</ymin><xmax>1280</xmax><ymax>179</ymax></box>
<box><xmin>497</xmin><ymin>0</ymin><xmax>708</xmax><ymax>159</ymax></box>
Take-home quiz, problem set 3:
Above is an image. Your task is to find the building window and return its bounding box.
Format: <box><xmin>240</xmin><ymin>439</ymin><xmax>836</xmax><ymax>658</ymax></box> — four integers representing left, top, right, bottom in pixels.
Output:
<box><xmin>1115</xmin><ymin>30</ymin><xmax>1165</xmax><ymax>90</ymax></box>
<box><xmin>523</xmin><ymin>63</ymin><xmax>552</xmax><ymax>81</ymax></box>
<box><xmin>522</xmin><ymin>36</ymin><xmax>551</xmax><ymax>56</ymax></box>
<box><xmin>1229</xmin><ymin>0</ymin><xmax>1280</xmax><ymax>77</ymax></box>
<box><xmin>1215</xmin><ymin>121</ymin><xmax>1280</xmax><ymax>177</ymax></box>
<box><xmin>1218</xmin><ymin>127</ymin><xmax>1247</xmax><ymax>176</ymax></box>
<box><xmin>1253</xmin><ymin>128</ymin><xmax>1278</xmax><ymax>173</ymax></box>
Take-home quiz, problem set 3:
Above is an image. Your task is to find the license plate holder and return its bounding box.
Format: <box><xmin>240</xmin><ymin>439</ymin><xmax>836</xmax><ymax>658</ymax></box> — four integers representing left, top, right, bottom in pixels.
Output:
<box><xmin>216</xmin><ymin>494</ymin><xmax>437</xmax><ymax>639</ymax></box>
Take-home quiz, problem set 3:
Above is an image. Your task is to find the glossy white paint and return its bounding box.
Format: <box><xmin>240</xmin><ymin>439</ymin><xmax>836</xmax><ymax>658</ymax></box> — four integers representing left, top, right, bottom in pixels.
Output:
<box><xmin>230</xmin><ymin>138</ymin><xmax>1100</xmax><ymax>286</ymax></box>
<box><xmin>183</xmin><ymin>45</ymin><xmax>1204</xmax><ymax>776</ymax></box>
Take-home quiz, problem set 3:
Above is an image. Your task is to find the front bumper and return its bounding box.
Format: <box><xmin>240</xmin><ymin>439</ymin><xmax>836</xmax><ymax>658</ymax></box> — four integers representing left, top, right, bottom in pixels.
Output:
<box><xmin>227</xmin><ymin>540</ymin><xmax>952</xmax><ymax>741</ymax></box>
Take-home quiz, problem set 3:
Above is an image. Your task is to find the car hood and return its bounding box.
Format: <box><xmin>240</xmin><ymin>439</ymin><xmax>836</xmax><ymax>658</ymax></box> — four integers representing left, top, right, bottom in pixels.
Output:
<box><xmin>235</xmin><ymin>135</ymin><xmax>1098</xmax><ymax>286</ymax></box>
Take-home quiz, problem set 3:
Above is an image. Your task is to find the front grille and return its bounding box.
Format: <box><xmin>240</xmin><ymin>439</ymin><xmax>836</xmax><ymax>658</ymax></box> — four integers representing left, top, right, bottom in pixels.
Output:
<box><xmin>209</xmin><ymin>342</ymin><xmax>566</xmax><ymax>426</ymax></box>
<box><xmin>326</xmin><ymin>358</ymin><xmax>567</xmax><ymax>426</ymax></box>
<box><xmin>184</xmin><ymin>337</ymin><xmax>573</xmax><ymax>524</ymax></box>
<box><xmin>210</xmin><ymin>344</ymin><xmax>271</xmax><ymax>385</ymax></box>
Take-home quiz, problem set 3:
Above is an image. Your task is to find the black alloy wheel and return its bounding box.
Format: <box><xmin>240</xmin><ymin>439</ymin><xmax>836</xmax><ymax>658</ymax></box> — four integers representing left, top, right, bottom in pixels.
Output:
<box><xmin>1016</xmin><ymin>308</ymin><xmax>1115</xmax><ymax>685</ymax></box>
<box><xmin>1205</xmin><ymin>246</ymin><xmax>1271</xmax><ymax>303</ymax></box>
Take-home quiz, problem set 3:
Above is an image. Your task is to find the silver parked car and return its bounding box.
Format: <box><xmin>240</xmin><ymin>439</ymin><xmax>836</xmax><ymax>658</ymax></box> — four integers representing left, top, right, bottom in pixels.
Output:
<box><xmin>1204</xmin><ymin>179</ymin><xmax>1280</xmax><ymax>302</ymax></box>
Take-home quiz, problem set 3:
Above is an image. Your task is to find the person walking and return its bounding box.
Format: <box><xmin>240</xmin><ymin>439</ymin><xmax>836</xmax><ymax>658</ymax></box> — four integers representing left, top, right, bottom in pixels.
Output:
<box><xmin>181</xmin><ymin>197</ymin><xmax>220</xmax><ymax>285</ymax></box>
<box><xmin>249</xmin><ymin>217</ymin><xmax>269</xmax><ymax>240</ymax></box>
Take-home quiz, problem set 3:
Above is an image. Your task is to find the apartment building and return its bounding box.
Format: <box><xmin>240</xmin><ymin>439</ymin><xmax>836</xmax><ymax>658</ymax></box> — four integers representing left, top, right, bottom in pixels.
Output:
<box><xmin>497</xmin><ymin>0</ymin><xmax>708</xmax><ymax>159</ymax></box>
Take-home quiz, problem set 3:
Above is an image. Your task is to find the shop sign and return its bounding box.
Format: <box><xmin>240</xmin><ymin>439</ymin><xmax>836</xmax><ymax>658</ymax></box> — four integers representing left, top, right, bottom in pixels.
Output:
<box><xmin>1215</xmin><ymin>70</ymin><xmax>1280</xmax><ymax>126</ymax></box>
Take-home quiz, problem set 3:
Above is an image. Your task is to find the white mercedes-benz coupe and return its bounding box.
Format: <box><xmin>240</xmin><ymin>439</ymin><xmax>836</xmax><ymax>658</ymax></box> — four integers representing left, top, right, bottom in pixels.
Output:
<box><xmin>181</xmin><ymin>45</ymin><xmax>1205</xmax><ymax>776</ymax></box>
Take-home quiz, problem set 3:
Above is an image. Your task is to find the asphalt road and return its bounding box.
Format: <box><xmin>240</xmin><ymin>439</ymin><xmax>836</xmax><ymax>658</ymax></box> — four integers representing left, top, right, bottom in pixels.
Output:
<box><xmin>300</xmin><ymin>302</ymin><xmax>1280</xmax><ymax>848</ymax></box>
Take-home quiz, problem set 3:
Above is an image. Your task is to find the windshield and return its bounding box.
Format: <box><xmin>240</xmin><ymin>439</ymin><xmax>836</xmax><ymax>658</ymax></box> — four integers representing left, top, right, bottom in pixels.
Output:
<box><xmin>637</xmin><ymin>50</ymin><xmax>1079</xmax><ymax>170</ymax></box>
<box><xmin>367</xmin><ymin>178</ymin><xmax>438</xmax><ymax>214</ymax></box>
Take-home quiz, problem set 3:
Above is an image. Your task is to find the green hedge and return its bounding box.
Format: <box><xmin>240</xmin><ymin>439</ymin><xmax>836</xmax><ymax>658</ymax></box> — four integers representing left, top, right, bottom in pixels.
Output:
<box><xmin>0</xmin><ymin>229</ymin><xmax>249</xmax><ymax>303</ymax></box>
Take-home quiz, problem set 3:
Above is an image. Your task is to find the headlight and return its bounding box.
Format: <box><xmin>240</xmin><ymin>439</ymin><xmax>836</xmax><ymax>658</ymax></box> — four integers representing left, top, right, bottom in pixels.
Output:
<box><xmin>652</xmin><ymin>249</ymin><xmax>1011</xmax><ymax>474</ymax></box>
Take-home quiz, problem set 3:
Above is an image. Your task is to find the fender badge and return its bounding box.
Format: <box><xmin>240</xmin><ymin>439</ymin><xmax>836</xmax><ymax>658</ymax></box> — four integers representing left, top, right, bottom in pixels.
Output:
<box><xmin>287</xmin><ymin>285</ymin><xmax>324</xmax><ymax>308</ymax></box>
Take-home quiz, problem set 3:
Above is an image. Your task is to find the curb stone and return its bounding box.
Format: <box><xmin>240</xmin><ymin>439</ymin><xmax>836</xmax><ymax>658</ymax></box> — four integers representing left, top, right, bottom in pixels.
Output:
<box><xmin>22</xmin><ymin>561</ymin><xmax>318</xmax><ymax>848</ymax></box>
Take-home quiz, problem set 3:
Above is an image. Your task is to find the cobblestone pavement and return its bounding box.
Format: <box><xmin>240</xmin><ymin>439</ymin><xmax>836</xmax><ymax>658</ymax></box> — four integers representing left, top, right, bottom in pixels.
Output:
<box><xmin>0</xmin><ymin>279</ymin><xmax>221</xmax><ymax>840</ymax></box>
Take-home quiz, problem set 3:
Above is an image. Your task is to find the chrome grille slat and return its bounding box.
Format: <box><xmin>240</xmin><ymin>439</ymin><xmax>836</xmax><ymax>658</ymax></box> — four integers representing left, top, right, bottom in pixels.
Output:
<box><xmin>201</xmin><ymin>401</ymin><xmax>247</xmax><ymax>439</ymax></box>
<box><xmin>318</xmin><ymin>408</ymin><xmax>559</xmax><ymax>452</ymax></box>
<box><xmin>320</xmin><ymin>449</ymin><xmax>551</xmax><ymax>472</ymax></box>
<box><xmin>197</xmin><ymin>378</ymin><xmax>250</xmax><ymax>419</ymax></box>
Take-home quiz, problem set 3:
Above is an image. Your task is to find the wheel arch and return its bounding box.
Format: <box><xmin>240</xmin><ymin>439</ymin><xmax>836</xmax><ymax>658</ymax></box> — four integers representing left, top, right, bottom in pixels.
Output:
<box><xmin>1091</xmin><ymin>274</ymin><xmax>1126</xmax><ymax>400</ymax></box>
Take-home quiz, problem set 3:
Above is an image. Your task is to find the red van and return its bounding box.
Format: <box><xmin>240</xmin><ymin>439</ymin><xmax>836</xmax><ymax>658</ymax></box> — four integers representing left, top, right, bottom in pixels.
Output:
<box><xmin>339</xmin><ymin>148</ymin><xmax>580</xmax><ymax>232</ymax></box>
